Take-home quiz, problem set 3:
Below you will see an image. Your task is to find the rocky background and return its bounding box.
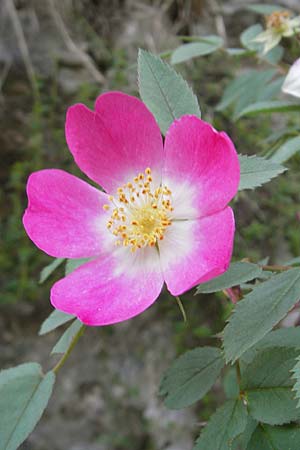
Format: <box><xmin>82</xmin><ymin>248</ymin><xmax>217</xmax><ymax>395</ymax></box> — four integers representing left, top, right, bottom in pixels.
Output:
<box><xmin>1</xmin><ymin>1</ymin><xmax>300</xmax><ymax>449</ymax></box>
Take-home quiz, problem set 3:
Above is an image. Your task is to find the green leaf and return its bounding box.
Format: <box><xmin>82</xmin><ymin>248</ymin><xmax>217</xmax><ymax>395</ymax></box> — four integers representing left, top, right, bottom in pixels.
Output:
<box><xmin>232</xmin><ymin>76</ymin><xmax>284</xmax><ymax>121</ymax></box>
<box><xmin>196</xmin><ymin>262</ymin><xmax>263</xmax><ymax>294</ymax></box>
<box><xmin>65</xmin><ymin>258</ymin><xmax>90</xmax><ymax>275</ymax></box>
<box><xmin>39</xmin><ymin>258</ymin><xmax>64</xmax><ymax>284</ymax></box>
<box><xmin>232</xmin><ymin>72</ymin><xmax>281</xmax><ymax>119</ymax></box>
<box><xmin>223</xmin><ymin>368</ymin><xmax>239</xmax><ymax>399</ymax></box>
<box><xmin>241</xmin><ymin>348</ymin><xmax>300</xmax><ymax>425</ymax></box>
<box><xmin>258</xmin><ymin>76</ymin><xmax>284</xmax><ymax>102</ymax></box>
<box><xmin>171</xmin><ymin>35</ymin><xmax>223</xmax><ymax>64</ymax></box>
<box><xmin>285</xmin><ymin>256</ymin><xmax>300</xmax><ymax>266</ymax></box>
<box><xmin>0</xmin><ymin>363</ymin><xmax>55</xmax><ymax>450</ymax></box>
<box><xmin>232</xmin><ymin>416</ymin><xmax>257</xmax><ymax>450</ymax></box>
<box><xmin>193</xmin><ymin>399</ymin><xmax>248</xmax><ymax>450</ymax></box>
<box><xmin>51</xmin><ymin>319</ymin><xmax>83</xmax><ymax>354</ymax></box>
<box><xmin>264</xmin><ymin>126</ymin><xmax>300</xmax><ymax>144</ymax></box>
<box><xmin>223</xmin><ymin>268</ymin><xmax>300</xmax><ymax>363</ymax></box>
<box><xmin>241</xmin><ymin>24</ymin><xmax>264</xmax><ymax>52</ymax></box>
<box><xmin>39</xmin><ymin>309</ymin><xmax>75</xmax><ymax>336</ymax></box>
<box><xmin>263</xmin><ymin>45</ymin><xmax>284</xmax><ymax>65</ymax></box>
<box><xmin>245</xmin><ymin>4</ymin><xmax>285</xmax><ymax>14</ymax></box>
<box><xmin>138</xmin><ymin>49</ymin><xmax>201</xmax><ymax>135</ymax></box>
<box><xmin>217</xmin><ymin>72</ymin><xmax>254</xmax><ymax>112</ymax></box>
<box><xmin>271</xmin><ymin>136</ymin><xmax>300</xmax><ymax>164</ymax></box>
<box><xmin>216</xmin><ymin>70</ymin><xmax>277</xmax><ymax>114</ymax></box>
<box><xmin>247</xmin><ymin>424</ymin><xmax>300</xmax><ymax>450</ymax></box>
<box><xmin>236</xmin><ymin>100</ymin><xmax>300</xmax><ymax>119</ymax></box>
<box><xmin>239</xmin><ymin>155</ymin><xmax>286</xmax><ymax>191</ymax></box>
<box><xmin>160</xmin><ymin>347</ymin><xmax>224</xmax><ymax>409</ymax></box>
<box><xmin>242</xmin><ymin>327</ymin><xmax>300</xmax><ymax>365</ymax></box>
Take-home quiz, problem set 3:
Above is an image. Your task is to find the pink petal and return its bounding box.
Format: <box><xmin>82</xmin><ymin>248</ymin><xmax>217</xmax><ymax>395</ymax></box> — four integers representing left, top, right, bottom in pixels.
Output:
<box><xmin>66</xmin><ymin>92</ymin><xmax>164</xmax><ymax>194</ymax></box>
<box><xmin>51</xmin><ymin>247</ymin><xmax>164</xmax><ymax>326</ymax></box>
<box><xmin>23</xmin><ymin>169</ymin><xmax>108</xmax><ymax>258</ymax></box>
<box><xmin>159</xmin><ymin>207</ymin><xmax>235</xmax><ymax>295</ymax></box>
<box><xmin>163</xmin><ymin>116</ymin><xmax>240</xmax><ymax>218</ymax></box>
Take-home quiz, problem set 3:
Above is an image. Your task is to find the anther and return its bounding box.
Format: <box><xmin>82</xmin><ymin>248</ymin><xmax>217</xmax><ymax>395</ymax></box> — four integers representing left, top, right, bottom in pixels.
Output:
<box><xmin>105</xmin><ymin>167</ymin><xmax>173</xmax><ymax>251</ymax></box>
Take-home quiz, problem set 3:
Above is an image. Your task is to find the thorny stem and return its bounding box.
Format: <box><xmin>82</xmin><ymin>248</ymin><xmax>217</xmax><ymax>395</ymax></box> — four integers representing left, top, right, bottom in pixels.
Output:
<box><xmin>52</xmin><ymin>324</ymin><xmax>86</xmax><ymax>374</ymax></box>
<box><xmin>175</xmin><ymin>296</ymin><xmax>187</xmax><ymax>323</ymax></box>
<box><xmin>261</xmin><ymin>264</ymin><xmax>293</xmax><ymax>272</ymax></box>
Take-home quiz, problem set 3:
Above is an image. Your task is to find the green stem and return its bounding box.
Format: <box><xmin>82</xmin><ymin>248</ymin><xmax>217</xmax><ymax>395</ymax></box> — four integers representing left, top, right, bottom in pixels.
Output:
<box><xmin>236</xmin><ymin>360</ymin><xmax>242</xmax><ymax>386</ymax></box>
<box><xmin>53</xmin><ymin>324</ymin><xmax>86</xmax><ymax>374</ymax></box>
<box><xmin>175</xmin><ymin>296</ymin><xmax>187</xmax><ymax>323</ymax></box>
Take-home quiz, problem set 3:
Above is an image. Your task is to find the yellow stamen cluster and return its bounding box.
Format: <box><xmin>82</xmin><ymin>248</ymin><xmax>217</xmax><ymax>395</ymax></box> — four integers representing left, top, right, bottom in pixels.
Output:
<box><xmin>103</xmin><ymin>168</ymin><xmax>174</xmax><ymax>252</ymax></box>
<box><xmin>266</xmin><ymin>10</ymin><xmax>291</xmax><ymax>30</ymax></box>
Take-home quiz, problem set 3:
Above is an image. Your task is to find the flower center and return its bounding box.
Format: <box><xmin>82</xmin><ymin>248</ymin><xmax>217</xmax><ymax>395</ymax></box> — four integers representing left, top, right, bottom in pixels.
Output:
<box><xmin>103</xmin><ymin>168</ymin><xmax>173</xmax><ymax>252</ymax></box>
<box><xmin>266</xmin><ymin>10</ymin><xmax>291</xmax><ymax>31</ymax></box>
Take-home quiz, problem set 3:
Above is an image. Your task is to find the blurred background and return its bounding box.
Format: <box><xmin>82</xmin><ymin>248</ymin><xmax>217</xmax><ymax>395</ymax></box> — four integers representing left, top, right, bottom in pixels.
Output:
<box><xmin>1</xmin><ymin>0</ymin><xmax>300</xmax><ymax>449</ymax></box>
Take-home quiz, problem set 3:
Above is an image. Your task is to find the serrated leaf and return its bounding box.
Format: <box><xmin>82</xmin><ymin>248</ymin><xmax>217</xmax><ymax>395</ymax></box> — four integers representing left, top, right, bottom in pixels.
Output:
<box><xmin>223</xmin><ymin>268</ymin><xmax>300</xmax><ymax>363</ymax></box>
<box><xmin>242</xmin><ymin>327</ymin><xmax>300</xmax><ymax>365</ymax></box>
<box><xmin>39</xmin><ymin>309</ymin><xmax>75</xmax><ymax>336</ymax></box>
<box><xmin>0</xmin><ymin>363</ymin><xmax>55</xmax><ymax>450</ymax></box>
<box><xmin>236</xmin><ymin>100</ymin><xmax>300</xmax><ymax>119</ymax></box>
<box><xmin>138</xmin><ymin>49</ymin><xmax>201</xmax><ymax>135</ymax></box>
<box><xmin>160</xmin><ymin>347</ymin><xmax>224</xmax><ymax>409</ymax></box>
<box><xmin>271</xmin><ymin>135</ymin><xmax>300</xmax><ymax>164</ymax></box>
<box><xmin>171</xmin><ymin>35</ymin><xmax>223</xmax><ymax>64</ymax></box>
<box><xmin>196</xmin><ymin>262</ymin><xmax>263</xmax><ymax>294</ymax></box>
<box><xmin>247</xmin><ymin>424</ymin><xmax>300</xmax><ymax>450</ymax></box>
<box><xmin>245</xmin><ymin>4</ymin><xmax>285</xmax><ymax>14</ymax></box>
<box><xmin>241</xmin><ymin>348</ymin><xmax>300</xmax><ymax>425</ymax></box>
<box><xmin>51</xmin><ymin>319</ymin><xmax>83</xmax><ymax>354</ymax></box>
<box><xmin>193</xmin><ymin>399</ymin><xmax>248</xmax><ymax>450</ymax></box>
<box><xmin>238</xmin><ymin>155</ymin><xmax>286</xmax><ymax>190</ymax></box>
<box><xmin>39</xmin><ymin>258</ymin><xmax>64</xmax><ymax>284</ymax></box>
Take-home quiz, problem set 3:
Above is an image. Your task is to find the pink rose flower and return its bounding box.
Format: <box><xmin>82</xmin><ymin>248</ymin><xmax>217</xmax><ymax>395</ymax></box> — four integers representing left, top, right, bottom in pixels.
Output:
<box><xmin>23</xmin><ymin>92</ymin><xmax>240</xmax><ymax>326</ymax></box>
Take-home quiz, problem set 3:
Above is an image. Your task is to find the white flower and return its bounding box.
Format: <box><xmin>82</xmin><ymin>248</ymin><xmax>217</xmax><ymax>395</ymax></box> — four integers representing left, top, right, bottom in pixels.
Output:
<box><xmin>282</xmin><ymin>58</ymin><xmax>300</xmax><ymax>99</ymax></box>
<box><xmin>254</xmin><ymin>11</ymin><xmax>300</xmax><ymax>54</ymax></box>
